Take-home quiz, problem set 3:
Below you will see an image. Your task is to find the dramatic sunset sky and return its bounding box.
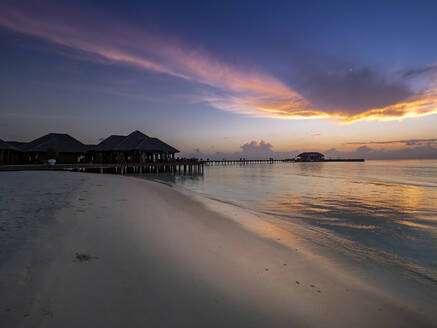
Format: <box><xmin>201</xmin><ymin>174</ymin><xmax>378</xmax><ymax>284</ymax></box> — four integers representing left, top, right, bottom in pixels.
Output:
<box><xmin>1</xmin><ymin>0</ymin><xmax>437</xmax><ymax>159</ymax></box>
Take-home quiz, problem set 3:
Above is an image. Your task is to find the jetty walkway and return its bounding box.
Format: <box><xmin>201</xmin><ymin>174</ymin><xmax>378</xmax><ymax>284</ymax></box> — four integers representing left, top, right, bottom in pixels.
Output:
<box><xmin>0</xmin><ymin>158</ymin><xmax>365</xmax><ymax>175</ymax></box>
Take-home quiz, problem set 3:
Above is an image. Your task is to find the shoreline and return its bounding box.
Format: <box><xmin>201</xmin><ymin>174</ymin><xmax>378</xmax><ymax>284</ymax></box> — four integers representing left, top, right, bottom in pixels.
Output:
<box><xmin>174</xmin><ymin>182</ymin><xmax>437</xmax><ymax>312</ymax></box>
<box><xmin>0</xmin><ymin>171</ymin><xmax>435</xmax><ymax>327</ymax></box>
<box><xmin>175</xmin><ymin>182</ymin><xmax>437</xmax><ymax>316</ymax></box>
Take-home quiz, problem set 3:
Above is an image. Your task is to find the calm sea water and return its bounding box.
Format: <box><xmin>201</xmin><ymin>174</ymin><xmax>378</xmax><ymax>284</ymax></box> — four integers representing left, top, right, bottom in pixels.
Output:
<box><xmin>142</xmin><ymin>160</ymin><xmax>437</xmax><ymax>305</ymax></box>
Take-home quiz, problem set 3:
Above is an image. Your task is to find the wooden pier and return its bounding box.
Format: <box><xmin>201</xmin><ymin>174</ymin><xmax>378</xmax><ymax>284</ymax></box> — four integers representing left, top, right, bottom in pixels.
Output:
<box><xmin>0</xmin><ymin>157</ymin><xmax>366</xmax><ymax>174</ymax></box>
<box><xmin>205</xmin><ymin>159</ymin><xmax>282</xmax><ymax>165</ymax></box>
<box><xmin>204</xmin><ymin>158</ymin><xmax>364</xmax><ymax>165</ymax></box>
<box><xmin>0</xmin><ymin>161</ymin><xmax>204</xmax><ymax>175</ymax></box>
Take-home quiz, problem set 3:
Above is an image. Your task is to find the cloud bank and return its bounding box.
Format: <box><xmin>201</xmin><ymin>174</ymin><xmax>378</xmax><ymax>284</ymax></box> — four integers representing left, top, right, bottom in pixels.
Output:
<box><xmin>1</xmin><ymin>1</ymin><xmax>437</xmax><ymax>123</ymax></box>
<box><xmin>182</xmin><ymin>140</ymin><xmax>297</xmax><ymax>160</ymax></box>
<box><xmin>297</xmin><ymin>67</ymin><xmax>413</xmax><ymax>114</ymax></box>
<box><xmin>346</xmin><ymin>138</ymin><xmax>437</xmax><ymax>146</ymax></box>
<box><xmin>325</xmin><ymin>145</ymin><xmax>437</xmax><ymax>160</ymax></box>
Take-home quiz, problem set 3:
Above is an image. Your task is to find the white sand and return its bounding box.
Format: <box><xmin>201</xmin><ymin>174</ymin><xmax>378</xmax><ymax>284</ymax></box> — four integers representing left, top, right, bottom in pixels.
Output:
<box><xmin>0</xmin><ymin>171</ymin><xmax>434</xmax><ymax>327</ymax></box>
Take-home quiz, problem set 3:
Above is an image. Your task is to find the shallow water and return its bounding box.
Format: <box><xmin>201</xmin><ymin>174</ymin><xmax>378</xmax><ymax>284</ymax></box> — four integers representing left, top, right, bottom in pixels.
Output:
<box><xmin>141</xmin><ymin>160</ymin><xmax>437</xmax><ymax>306</ymax></box>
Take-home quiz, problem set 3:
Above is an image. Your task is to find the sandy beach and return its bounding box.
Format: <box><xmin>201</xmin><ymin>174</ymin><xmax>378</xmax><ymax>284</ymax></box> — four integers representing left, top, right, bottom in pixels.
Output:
<box><xmin>0</xmin><ymin>171</ymin><xmax>435</xmax><ymax>327</ymax></box>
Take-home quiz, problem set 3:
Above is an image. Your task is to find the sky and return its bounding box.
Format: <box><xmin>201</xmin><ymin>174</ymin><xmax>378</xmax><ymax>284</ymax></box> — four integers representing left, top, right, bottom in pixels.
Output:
<box><xmin>1</xmin><ymin>0</ymin><xmax>437</xmax><ymax>159</ymax></box>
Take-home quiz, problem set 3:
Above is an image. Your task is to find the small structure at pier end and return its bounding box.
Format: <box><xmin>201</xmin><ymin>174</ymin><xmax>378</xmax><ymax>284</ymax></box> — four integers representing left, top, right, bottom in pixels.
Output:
<box><xmin>289</xmin><ymin>152</ymin><xmax>364</xmax><ymax>162</ymax></box>
<box><xmin>296</xmin><ymin>152</ymin><xmax>325</xmax><ymax>162</ymax></box>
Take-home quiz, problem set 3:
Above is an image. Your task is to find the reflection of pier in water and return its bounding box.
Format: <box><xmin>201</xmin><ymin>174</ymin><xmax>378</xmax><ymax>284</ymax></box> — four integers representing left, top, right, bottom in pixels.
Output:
<box><xmin>0</xmin><ymin>161</ymin><xmax>204</xmax><ymax>176</ymax></box>
<box><xmin>141</xmin><ymin>169</ymin><xmax>205</xmax><ymax>185</ymax></box>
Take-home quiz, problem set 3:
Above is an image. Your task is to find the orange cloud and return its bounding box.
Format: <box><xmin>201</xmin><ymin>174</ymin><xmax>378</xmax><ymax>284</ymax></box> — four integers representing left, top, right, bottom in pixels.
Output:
<box><xmin>338</xmin><ymin>89</ymin><xmax>437</xmax><ymax>123</ymax></box>
<box><xmin>235</xmin><ymin>87</ymin><xmax>437</xmax><ymax>123</ymax></box>
<box><xmin>0</xmin><ymin>1</ymin><xmax>436</xmax><ymax>123</ymax></box>
<box><xmin>346</xmin><ymin>138</ymin><xmax>437</xmax><ymax>146</ymax></box>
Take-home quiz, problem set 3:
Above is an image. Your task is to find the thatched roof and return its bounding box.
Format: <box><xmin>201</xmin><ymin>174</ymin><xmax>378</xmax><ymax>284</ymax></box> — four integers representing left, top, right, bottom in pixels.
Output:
<box><xmin>23</xmin><ymin>133</ymin><xmax>87</xmax><ymax>153</ymax></box>
<box><xmin>297</xmin><ymin>152</ymin><xmax>325</xmax><ymax>158</ymax></box>
<box><xmin>112</xmin><ymin>131</ymin><xmax>149</xmax><ymax>151</ymax></box>
<box><xmin>92</xmin><ymin>135</ymin><xmax>126</xmax><ymax>151</ymax></box>
<box><xmin>96</xmin><ymin>130</ymin><xmax>179</xmax><ymax>153</ymax></box>
<box><xmin>0</xmin><ymin>138</ymin><xmax>21</xmax><ymax>151</ymax></box>
<box><xmin>5</xmin><ymin>141</ymin><xmax>27</xmax><ymax>150</ymax></box>
<box><xmin>149</xmin><ymin>137</ymin><xmax>179</xmax><ymax>153</ymax></box>
<box><xmin>3</xmin><ymin>131</ymin><xmax>179</xmax><ymax>154</ymax></box>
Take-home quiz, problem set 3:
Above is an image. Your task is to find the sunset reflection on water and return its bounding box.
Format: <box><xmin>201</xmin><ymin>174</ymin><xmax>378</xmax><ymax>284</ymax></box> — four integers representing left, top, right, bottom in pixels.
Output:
<box><xmin>173</xmin><ymin>160</ymin><xmax>437</xmax><ymax>287</ymax></box>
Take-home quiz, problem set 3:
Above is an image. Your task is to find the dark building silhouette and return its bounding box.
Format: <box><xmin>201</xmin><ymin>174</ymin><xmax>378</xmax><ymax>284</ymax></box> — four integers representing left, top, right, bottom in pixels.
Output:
<box><xmin>20</xmin><ymin>133</ymin><xmax>88</xmax><ymax>164</ymax></box>
<box><xmin>92</xmin><ymin>130</ymin><xmax>179</xmax><ymax>163</ymax></box>
<box><xmin>296</xmin><ymin>152</ymin><xmax>325</xmax><ymax>162</ymax></box>
<box><xmin>1</xmin><ymin>130</ymin><xmax>180</xmax><ymax>165</ymax></box>
<box><xmin>0</xmin><ymin>138</ymin><xmax>22</xmax><ymax>165</ymax></box>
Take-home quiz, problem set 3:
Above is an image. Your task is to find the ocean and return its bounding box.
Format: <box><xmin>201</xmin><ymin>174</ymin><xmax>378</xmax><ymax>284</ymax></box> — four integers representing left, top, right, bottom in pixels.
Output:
<box><xmin>144</xmin><ymin>159</ymin><xmax>437</xmax><ymax>310</ymax></box>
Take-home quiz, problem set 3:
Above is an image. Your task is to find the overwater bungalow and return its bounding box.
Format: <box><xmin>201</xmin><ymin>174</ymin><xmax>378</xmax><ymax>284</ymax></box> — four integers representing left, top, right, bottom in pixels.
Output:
<box><xmin>92</xmin><ymin>130</ymin><xmax>179</xmax><ymax>163</ymax></box>
<box><xmin>1</xmin><ymin>130</ymin><xmax>180</xmax><ymax>166</ymax></box>
<box><xmin>0</xmin><ymin>138</ymin><xmax>22</xmax><ymax>165</ymax></box>
<box><xmin>21</xmin><ymin>133</ymin><xmax>88</xmax><ymax>164</ymax></box>
<box><xmin>88</xmin><ymin>135</ymin><xmax>126</xmax><ymax>163</ymax></box>
<box><xmin>296</xmin><ymin>152</ymin><xmax>325</xmax><ymax>162</ymax></box>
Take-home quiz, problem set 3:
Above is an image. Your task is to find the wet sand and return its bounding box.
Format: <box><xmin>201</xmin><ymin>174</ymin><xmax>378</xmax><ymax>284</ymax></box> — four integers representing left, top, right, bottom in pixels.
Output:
<box><xmin>0</xmin><ymin>171</ymin><xmax>434</xmax><ymax>327</ymax></box>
